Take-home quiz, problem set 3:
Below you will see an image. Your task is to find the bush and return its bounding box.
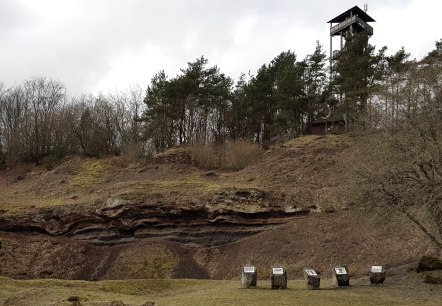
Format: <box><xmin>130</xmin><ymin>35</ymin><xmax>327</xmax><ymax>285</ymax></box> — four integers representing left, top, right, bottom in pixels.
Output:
<box><xmin>190</xmin><ymin>145</ymin><xmax>220</xmax><ymax>170</ymax></box>
<box><xmin>226</xmin><ymin>140</ymin><xmax>263</xmax><ymax>171</ymax></box>
<box><xmin>123</xmin><ymin>142</ymin><xmax>145</xmax><ymax>161</ymax></box>
<box><xmin>191</xmin><ymin>140</ymin><xmax>263</xmax><ymax>171</ymax></box>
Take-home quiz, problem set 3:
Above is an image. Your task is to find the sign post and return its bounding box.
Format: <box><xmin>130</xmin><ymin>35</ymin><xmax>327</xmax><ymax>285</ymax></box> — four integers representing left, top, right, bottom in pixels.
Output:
<box><xmin>241</xmin><ymin>265</ymin><xmax>257</xmax><ymax>287</ymax></box>
<box><xmin>303</xmin><ymin>267</ymin><xmax>320</xmax><ymax>290</ymax></box>
<box><xmin>271</xmin><ymin>267</ymin><xmax>287</xmax><ymax>289</ymax></box>
<box><xmin>369</xmin><ymin>265</ymin><xmax>386</xmax><ymax>284</ymax></box>
<box><xmin>332</xmin><ymin>265</ymin><xmax>350</xmax><ymax>287</ymax></box>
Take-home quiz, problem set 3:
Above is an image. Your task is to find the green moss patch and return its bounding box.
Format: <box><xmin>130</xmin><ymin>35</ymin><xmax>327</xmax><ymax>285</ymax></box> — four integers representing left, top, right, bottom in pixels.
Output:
<box><xmin>134</xmin><ymin>177</ymin><xmax>222</xmax><ymax>195</ymax></box>
<box><xmin>69</xmin><ymin>161</ymin><xmax>107</xmax><ymax>191</ymax></box>
<box><xmin>108</xmin><ymin>247</ymin><xmax>179</xmax><ymax>279</ymax></box>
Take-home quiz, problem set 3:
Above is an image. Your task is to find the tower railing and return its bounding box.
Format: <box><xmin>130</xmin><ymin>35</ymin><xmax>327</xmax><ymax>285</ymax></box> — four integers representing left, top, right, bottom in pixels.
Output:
<box><xmin>330</xmin><ymin>15</ymin><xmax>373</xmax><ymax>36</ymax></box>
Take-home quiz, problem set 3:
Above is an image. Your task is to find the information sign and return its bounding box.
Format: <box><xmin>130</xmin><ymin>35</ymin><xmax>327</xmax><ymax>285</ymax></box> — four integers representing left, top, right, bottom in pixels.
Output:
<box><xmin>334</xmin><ymin>267</ymin><xmax>347</xmax><ymax>275</ymax></box>
<box><xmin>305</xmin><ymin>269</ymin><xmax>317</xmax><ymax>276</ymax></box>
<box><xmin>272</xmin><ymin>268</ymin><xmax>284</xmax><ymax>275</ymax></box>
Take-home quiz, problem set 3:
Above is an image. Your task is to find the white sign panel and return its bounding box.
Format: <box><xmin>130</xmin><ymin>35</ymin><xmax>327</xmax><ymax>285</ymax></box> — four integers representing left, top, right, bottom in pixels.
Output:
<box><xmin>371</xmin><ymin>266</ymin><xmax>383</xmax><ymax>273</ymax></box>
<box><xmin>304</xmin><ymin>269</ymin><xmax>317</xmax><ymax>276</ymax></box>
<box><xmin>334</xmin><ymin>267</ymin><xmax>347</xmax><ymax>275</ymax></box>
<box><xmin>272</xmin><ymin>268</ymin><xmax>284</xmax><ymax>275</ymax></box>
<box><xmin>243</xmin><ymin>266</ymin><xmax>255</xmax><ymax>273</ymax></box>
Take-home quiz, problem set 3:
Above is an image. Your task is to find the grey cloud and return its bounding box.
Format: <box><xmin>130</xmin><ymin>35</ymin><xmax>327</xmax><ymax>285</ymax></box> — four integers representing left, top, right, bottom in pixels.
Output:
<box><xmin>0</xmin><ymin>0</ymin><xmax>431</xmax><ymax>95</ymax></box>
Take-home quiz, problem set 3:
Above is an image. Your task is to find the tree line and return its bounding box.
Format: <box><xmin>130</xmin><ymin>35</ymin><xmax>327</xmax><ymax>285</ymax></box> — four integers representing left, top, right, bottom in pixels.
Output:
<box><xmin>0</xmin><ymin>81</ymin><xmax>144</xmax><ymax>166</ymax></box>
<box><xmin>142</xmin><ymin>42</ymin><xmax>330</xmax><ymax>150</ymax></box>
<box><xmin>0</xmin><ymin>37</ymin><xmax>441</xmax><ymax>168</ymax></box>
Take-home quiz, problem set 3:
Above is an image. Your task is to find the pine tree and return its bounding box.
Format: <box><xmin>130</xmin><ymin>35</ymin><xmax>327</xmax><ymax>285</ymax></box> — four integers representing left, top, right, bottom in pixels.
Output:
<box><xmin>303</xmin><ymin>42</ymin><xmax>328</xmax><ymax>125</ymax></box>
<box><xmin>333</xmin><ymin>33</ymin><xmax>385</xmax><ymax>130</ymax></box>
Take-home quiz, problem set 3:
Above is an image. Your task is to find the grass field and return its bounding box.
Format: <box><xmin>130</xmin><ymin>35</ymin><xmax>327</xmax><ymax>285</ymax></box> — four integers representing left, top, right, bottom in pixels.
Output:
<box><xmin>0</xmin><ymin>276</ymin><xmax>440</xmax><ymax>306</ymax></box>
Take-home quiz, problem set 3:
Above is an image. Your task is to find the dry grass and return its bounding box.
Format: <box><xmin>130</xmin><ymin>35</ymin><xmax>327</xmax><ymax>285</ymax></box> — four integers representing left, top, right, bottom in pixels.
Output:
<box><xmin>134</xmin><ymin>177</ymin><xmax>222</xmax><ymax>195</ymax></box>
<box><xmin>191</xmin><ymin>140</ymin><xmax>263</xmax><ymax>171</ymax></box>
<box><xmin>8</xmin><ymin>162</ymin><xmax>34</xmax><ymax>180</ymax></box>
<box><xmin>0</xmin><ymin>277</ymin><xmax>441</xmax><ymax>306</ymax></box>
<box><xmin>0</xmin><ymin>195</ymin><xmax>69</xmax><ymax>216</ymax></box>
<box><xmin>0</xmin><ymin>136</ymin><xmax>348</xmax><ymax>214</ymax></box>
<box><xmin>152</xmin><ymin>147</ymin><xmax>191</xmax><ymax>163</ymax></box>
<box><xmin>190</xmin><ymin>145</ymin><xmax>220</xmax><ymax>170</ymax></box>
<box><xmin>226</xmin><ymin>140</ymin><xmax>263</xmax><ymax>171</ymax></box>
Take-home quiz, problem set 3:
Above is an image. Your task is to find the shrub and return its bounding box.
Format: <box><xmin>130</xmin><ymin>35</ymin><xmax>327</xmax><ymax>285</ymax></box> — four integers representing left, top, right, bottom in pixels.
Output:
<box><xmin>226</xmin><ymin>140</ymin><xmax>263</xmax><ymax>171</ymax></box>
<box><xmin>190</xmin><ymin>145</ymin><xmax>219</xmax><ymax>170</ymax></box>
<box><xmin>191</xmin><ymin>140</ymin><xmax>263</xmax><ymax>171</ymax></box>
<box><xmin>123</xmin><ymin>142</ymin><xmax>145</xmax><ymax>162</ymax></box>
<box><xmin>11</xmin><ymin>162</ymin><xmax>34</xmax><ymax>181</ymax></box>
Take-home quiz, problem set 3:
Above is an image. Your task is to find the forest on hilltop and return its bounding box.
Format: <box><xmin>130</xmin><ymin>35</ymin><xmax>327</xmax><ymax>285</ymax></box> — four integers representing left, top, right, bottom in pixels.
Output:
<box><xmin>0</xmin><ymin>35</ymin><xmax>439</xmax><ymax>165</ymax></box>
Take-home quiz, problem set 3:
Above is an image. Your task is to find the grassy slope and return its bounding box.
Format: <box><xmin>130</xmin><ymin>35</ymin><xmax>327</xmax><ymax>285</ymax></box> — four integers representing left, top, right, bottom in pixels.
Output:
<box><xmin>0</xmin><ymin>135</ymin><xmax>351</xmax><ymax>215</ymax></box>
<box><xmin>0</xmin><ymin>277</ymin><xmax>441</xmax><ymax>306</ymax></box>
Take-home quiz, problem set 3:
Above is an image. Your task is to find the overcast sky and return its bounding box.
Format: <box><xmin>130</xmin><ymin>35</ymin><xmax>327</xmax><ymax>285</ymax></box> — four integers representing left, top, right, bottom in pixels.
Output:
<box><xmin>0</xmin><ymin>0</ymin><xmax>440</xmax><ymax>95</ymax></box>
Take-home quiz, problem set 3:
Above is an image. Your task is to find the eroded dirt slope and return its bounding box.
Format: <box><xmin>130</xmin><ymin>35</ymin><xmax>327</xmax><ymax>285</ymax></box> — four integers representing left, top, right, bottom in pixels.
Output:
<box><xmin>0</xmin><ymin>135</ymin><xmax>439</xmax><ymax>280</ymax></box>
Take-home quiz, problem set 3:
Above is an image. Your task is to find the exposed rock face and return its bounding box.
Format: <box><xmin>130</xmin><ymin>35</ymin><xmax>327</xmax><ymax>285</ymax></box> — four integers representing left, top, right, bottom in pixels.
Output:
<box><xmin>0</xmin><ymin>188</ymin><xmax>313</xmax><ymax>280</ymax></box>
<box><xmin>0</xmin><ymin>200</ymin><xmax>438</xmax><ymax>281</ymax></box>
<box><xmin>0</xmin><ymin>189</ymin><xmax>310</xmax><ymax>247</ymax></box>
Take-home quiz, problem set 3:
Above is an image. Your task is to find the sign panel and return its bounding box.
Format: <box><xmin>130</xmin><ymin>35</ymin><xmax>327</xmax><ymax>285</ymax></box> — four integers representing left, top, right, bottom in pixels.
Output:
<box><xmin>272</xmin><ymin>268</ymin><xmax>284</xmax><ymax>275</ymax></box>
<box><xmin>371</xmin><ymin>266</ymin><xmax>383</xmax><ymax>273</ymax></box>
<box><xmin>243</xmin><ymin>266</ymin><xmax>255</xmax><ymax>273</ymax></box>
<box><xmin>334</xmin><ymin>267</ymin><xmax>347</xmax><ymax>275</ymax></box>
<box><xmin>304</xmin><ymin>269</ymin><xmax>317</xmax><ymax>276</ymax></box>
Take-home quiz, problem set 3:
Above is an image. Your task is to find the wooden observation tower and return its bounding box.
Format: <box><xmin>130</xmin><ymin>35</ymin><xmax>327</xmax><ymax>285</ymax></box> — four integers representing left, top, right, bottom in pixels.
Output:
<box><xmin>328</xmin><ymin>5</ymin><xmax>375</xmax><ymax>60</ymax></box>
<box><xmin>309</xmin><ymin>5</ymin><xmax>376</xmax><ymax>135</ymax></box>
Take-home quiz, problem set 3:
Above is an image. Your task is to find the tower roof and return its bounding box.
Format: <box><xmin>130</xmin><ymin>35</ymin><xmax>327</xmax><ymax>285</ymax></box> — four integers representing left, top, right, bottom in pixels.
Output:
<box><xmin>327</xmin><ymin>5</ymin><xmax>375</xmax><ymax>23</ymax></box>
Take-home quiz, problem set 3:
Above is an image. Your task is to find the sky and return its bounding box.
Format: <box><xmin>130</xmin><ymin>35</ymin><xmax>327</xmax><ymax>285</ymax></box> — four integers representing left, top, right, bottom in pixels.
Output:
<box><xmin>0</xmin><ymin>0</ymin><xmax>440</xmax><ymax>95</ymax></box>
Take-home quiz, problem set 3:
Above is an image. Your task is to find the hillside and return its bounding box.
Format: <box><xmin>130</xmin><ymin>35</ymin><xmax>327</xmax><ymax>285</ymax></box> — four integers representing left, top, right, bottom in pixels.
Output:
<box><xmin>0</xmin><ymin>135</ymin><xmax>439</xmax><ymax>281</ymax></box>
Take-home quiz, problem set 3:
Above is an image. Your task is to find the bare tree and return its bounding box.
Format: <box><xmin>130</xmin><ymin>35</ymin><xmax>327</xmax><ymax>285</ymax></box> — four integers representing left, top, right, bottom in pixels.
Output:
<box><xmin>22</xmin><ymin>77</ymin><xmax>66</xmax><ymax>164</ymax></box>
<box><xmin>0</xmin><ymin>85</ymin><xmax>31</xmax><ymax>164</ymax></box>
<box><xmin>351</xmin><ymin>45</ymin><xmax>442</xmax><ymax>249</ymax></box>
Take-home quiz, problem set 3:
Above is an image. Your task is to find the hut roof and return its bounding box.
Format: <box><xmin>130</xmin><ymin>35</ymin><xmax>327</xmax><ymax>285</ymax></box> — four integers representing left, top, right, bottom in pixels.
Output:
<box><xmin>311</xmin><ymin>116</ymin><xmax>345</xmax><ymax>125</ymax></box>
<box><xmin>327</xmin><ymin>6</ymin><xmax>375</xmax><ymax>23</ymax></box>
